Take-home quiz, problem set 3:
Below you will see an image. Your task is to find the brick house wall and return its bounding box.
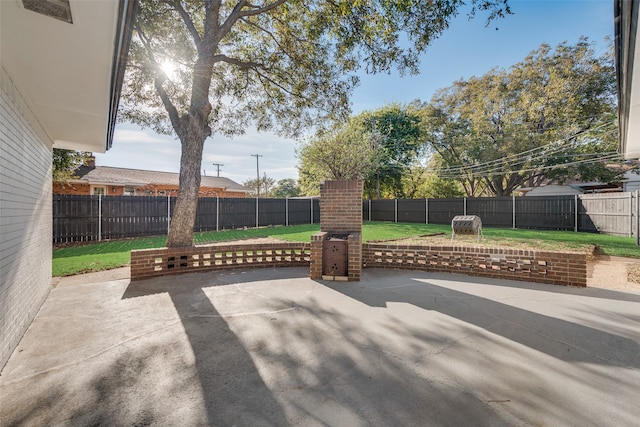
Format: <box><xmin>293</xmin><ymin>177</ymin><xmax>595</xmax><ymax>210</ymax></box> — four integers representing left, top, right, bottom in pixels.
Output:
<box><xmin>0</xmin><ymin>67</ymin><xmax>53</xmax><ymax>369</ymax></box>
<box><xmin>52</xmin><ymin>182</ymin><xmax>91</xmax><ymax>195</ymax></box>
<box><xmin>53</xmin><ymin>182</ymin><xmax>246</xmax><ymax>198</ymax></box>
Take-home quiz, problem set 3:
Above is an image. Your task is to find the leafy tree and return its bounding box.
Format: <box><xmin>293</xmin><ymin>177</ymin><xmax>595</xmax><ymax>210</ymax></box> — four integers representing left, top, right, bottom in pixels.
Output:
<box><xmin>421</xmin><ymin>39</ymin><xmax>619</xmax><ymax>196</ymax></box>
<box><xmin>243</xmin><ymin>174</ymin><xmax>276</xmax><ymax>197</ymax></box>
<box><xmin>402</xmin><ymin>159</ymin><xmax>465</xmax><ymax>199</ymax></box>
<box><xmin>52</xmin><ymin>149</ymin><xmax>92</xmax><ymax>183</ymax></box>
<box><xmin>297</xmin><ymin>105</ymin><xmax>426</xmax><ymax>198</ymax></box>
<box><xmin>297</xmin><ymin>118</ymin><xmax>380</xmax><ymax>195</ymax></box>
<box><xmin>271</xmin><ymin>178</ymin><xmax>300</xmax><ymax>198</ymax></box>
<box><xmin>359</xmin><ymin>104</ymin><xmax>424</xmax><ymax>198</ymax></box>
<box><xmin>122</xmin><ymin>0</ymin><xmax>511</xmax><ymax>246</ymax></box>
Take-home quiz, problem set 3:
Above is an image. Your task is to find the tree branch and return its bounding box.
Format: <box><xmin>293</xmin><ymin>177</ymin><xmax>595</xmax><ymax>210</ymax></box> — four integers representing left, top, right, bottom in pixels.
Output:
<box><xmin>238</xmin><ymin>0</ymin><xmax>288</xmax><ymax>18</ymax></box>
<box><xmin>219</xmin><ymin>0</ymin><xmax>248</xmax><ymax>36</ymax></box>
<box><xmin>164</xmin><ymin>0</ymin><xmax>202</xmax><ymax>47</ymax></box>
<box><xmin>154</xmin><ymin>79</ymin><xmax>184</xmax><ymax>136</ymax></box>
<box><xmin>212</xmin><ymin>54</ymin><xmax>262</xmax><ymax>69</ymax></box>
<box><xmin>135</xmin><ymin>21</ymin><xmax>184</xmax><ymax>136</ymax></box>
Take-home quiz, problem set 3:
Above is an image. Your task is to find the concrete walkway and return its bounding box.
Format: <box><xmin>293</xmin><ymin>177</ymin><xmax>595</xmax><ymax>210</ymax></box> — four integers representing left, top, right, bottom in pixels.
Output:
<box><xmin>1</xmin><ymin>267</ymin><xmax>639</xmax><ymax>426</ymax></box>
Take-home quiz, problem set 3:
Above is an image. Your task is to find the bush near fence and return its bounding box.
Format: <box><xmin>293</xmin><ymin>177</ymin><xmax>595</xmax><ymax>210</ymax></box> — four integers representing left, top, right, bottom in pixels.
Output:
<box><xmin>54</xmin><ymin>193</ymin><xmax>639</xmax><ymax>244</ymax></box>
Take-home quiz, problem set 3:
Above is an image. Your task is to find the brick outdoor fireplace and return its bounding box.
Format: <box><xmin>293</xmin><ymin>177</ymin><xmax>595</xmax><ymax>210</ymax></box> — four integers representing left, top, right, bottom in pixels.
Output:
<box><xmin>310</xmin><ymin>180</ymin><xmax>363</xmax><ymax>281</ymax></box>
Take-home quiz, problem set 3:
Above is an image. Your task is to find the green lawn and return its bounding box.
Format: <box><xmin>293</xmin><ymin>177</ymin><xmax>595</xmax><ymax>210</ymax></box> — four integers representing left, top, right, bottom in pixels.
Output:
<box><xmin>52</xmin><ymin>222</ymin><xmax>639</xmax><ymax>276</ymax></box>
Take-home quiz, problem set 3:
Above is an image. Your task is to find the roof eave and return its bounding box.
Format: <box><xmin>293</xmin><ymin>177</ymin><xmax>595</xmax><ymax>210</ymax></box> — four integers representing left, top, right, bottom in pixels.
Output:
<box><xmin>106</xmin><ymin>0</ymin><xmax>137</xmax><ymax>151</ymax></box>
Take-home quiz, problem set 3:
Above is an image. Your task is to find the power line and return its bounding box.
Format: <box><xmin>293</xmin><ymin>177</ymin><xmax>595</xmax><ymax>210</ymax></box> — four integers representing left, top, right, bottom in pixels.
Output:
<box><xmin>436</xmin><ymin>121</ymin><xmax>616</xmax><ymax>174</ymax></box>
<box><xmin>436</xmin><ymin>152</ymin><xmax>624</xmax><ymax>179</ymax></box>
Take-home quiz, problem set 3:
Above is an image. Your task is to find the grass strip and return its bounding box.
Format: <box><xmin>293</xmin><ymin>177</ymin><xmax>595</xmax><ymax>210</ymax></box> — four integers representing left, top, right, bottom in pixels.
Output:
<box><xmin>53</xmin><ymin>222</ymin><xmax>639</xmax><ymax>276</ymax></box>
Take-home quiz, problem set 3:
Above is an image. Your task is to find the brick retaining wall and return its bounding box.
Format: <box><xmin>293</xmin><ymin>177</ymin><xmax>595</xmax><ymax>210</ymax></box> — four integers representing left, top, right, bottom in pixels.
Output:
<box><xmin>362</xmin><ymin>243</ymin><xmax>587</xmax><ymax>287</ymax></box>
<box><xmin>131</xmin><ymin>241</ymin><xmax>587</xmax><ymax>287</ymax></box>
<box><xmin>131</xmin><ymin>242</ymin><xmax>311</xmax><ymax>281</ymax></box>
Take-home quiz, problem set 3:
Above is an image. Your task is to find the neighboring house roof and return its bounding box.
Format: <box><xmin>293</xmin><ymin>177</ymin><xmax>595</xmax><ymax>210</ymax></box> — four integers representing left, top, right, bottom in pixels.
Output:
<box><xmin>74</xmin><ymin>166</ymin><xmax>251</xmax><ymax>193</ymax></box>
<box><xmin>0</xmin><ymin>0</ymin><xmax>136</xmax><ymax>152</ymax></box>
<box><xmin>615</xmin><ymin>0</ymin><xmax>640</xmax><ymax>159</ymax></box>
<box><xmin>525</xmin><ymin>185</ymin><xmax>583</xmax><ymax>196</ymax></box>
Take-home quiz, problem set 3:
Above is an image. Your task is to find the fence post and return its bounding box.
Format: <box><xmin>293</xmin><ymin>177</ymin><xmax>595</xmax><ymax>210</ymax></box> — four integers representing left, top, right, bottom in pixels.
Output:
<box><xmin>310</xmin><ymin>198</ymin><xmax>314</xmax><ymax>224</ymax></box>
<box><xmin>574</xmin><ymin>195</ymin><xmax>578</xmax><ymax>233</ymax></box>
<box><xmin>167</xmin><ymin>195</ymin><xmax>171</xmax><ymax>235</ymax></box>
<box><xmin>636</xmin><ymin>190</ymin><xmax>639</xmax><ymax>246</ymax></box>
<box><xmin>425</xmin><ymin>198</ymin><xmax>429</xmax><ymax>224</ymax></box>
<box><xmin>629</xmin><ymin>192</ymin><xmax>633</xmax><ymax>237</ymax></box>
<box><xmin>285</xmin><ymin>197</ymin><xmax>289</xmax><ymax>226</ymax></box>
<box><xmin>369</xmin><ymin>199</ymin><xmax>372</xmax><ymax>222</ymax></box>
<box><xmin>216</xmin><ymin>197</ymin><xmax>219</xmax><ymax>232</ymax></box>
<box><xmin>98</xmin><ymin>194</ymin><xmax>102</xmax><ymax>241</ymax></box>
<box><xmin>256</xmin><ymin>197</ymin><xmax>259</xmax><ymax>228</ymax></box>
<box><xmin>464</xmin><ymin>197</ymin><xmax>467</xmax><ymax>215</ymax></box>
<box><xmin>512</xmin><ymin>194</ymin><xmax>516</xmax><ymax>229</ymax></box>
<box><xmin>395</xmin><ymin>199</ymin><xmax>398</xmax><ymax>223</ymax></box>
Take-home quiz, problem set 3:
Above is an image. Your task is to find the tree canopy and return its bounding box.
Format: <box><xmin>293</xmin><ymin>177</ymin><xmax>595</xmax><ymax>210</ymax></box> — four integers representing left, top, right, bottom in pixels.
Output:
<box><xmin>52</xmin><ymin>149</ymin><xmax>92</xmax><ymax>183</ymax></box>
<box><xmin>420</xmin><ymin>38</ymin><xmax>619</xmax><ymax>196</ymax></box>
<box><xmin>121</xmin><ymin>0</ymin><xmax>511</xmax><ymax>246</ymax></box>
<box><xmin>297</xmin><ymin>104</ymin><xmax>425</xmax><ymax>197</ymax></box>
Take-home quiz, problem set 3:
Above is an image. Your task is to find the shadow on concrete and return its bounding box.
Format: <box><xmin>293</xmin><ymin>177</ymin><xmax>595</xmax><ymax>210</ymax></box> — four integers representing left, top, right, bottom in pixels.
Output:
<box><xmin>321</xmin><ymin>270</ymin><xmax>640</xmax><ymax>369</ymax></box>
<box><xmin>121</xmin><ymin>273</ymin><xmax>290</xmax><ymax>426</ymax></box>
<box><xmin>423</xmin><ymin>271</ymin><xmax>640</xmax><ymax>303</ymax></box>
<box><xmin>3</xmin><ymin>267</ymin><xmax>638</xmax><ymax>426</ymax></box>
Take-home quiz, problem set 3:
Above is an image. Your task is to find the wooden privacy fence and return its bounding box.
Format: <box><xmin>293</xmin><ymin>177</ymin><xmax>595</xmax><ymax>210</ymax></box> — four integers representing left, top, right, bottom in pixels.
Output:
<box><xmin>363</xmin><ymin>193</ymin><xmax>639</xmax><ymax>238</ymax></box>
<box><xmin>53</xmin><ymin>195</ymin><xmax>320</xmax><ymax>243</ymax></box>
<box><xmin>53</xmin><ymin>192</ymin><xmax>639</xmax><ymax>244</ymax></box>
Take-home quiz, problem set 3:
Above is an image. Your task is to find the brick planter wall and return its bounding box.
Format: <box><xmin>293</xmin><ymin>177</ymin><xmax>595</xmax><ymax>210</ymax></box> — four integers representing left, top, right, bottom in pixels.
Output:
<box><xmin>131</xmin><ymin>240</ymin><xmax>587</xmax><ymax>287</ymax></box>
<box><xmin>363</xmin><ymin>243</ymin><xmax>587</xmax><ymax>287</ymax></box>
<box><xmin>131</xmin><ymin>242</ymin><xmax>311</xmax><ymax>281</ymax></box>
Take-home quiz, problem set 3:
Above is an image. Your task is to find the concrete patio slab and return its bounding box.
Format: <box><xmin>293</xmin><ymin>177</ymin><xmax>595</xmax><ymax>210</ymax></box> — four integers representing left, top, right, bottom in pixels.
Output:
<box><xmin>1</xmin><ymin>267</ymin><xmax>639</xmax><ymax>426</ymax></box>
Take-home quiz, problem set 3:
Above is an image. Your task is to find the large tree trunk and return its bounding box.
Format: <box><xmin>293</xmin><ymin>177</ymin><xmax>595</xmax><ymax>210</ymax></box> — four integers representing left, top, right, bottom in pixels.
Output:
<box><xmin>166</xmin><ymin>125</ymin><xmax>206</xmax><ymax>248</ymax></box>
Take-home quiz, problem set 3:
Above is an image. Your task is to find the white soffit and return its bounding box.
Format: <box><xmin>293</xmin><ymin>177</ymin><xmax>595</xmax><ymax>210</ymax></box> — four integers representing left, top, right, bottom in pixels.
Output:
<box><xmin>0</xmin><ymin>0</ymin><xmax>120</xmax><ymax>153</ymax></box>
<box><xmin>627</xmin><ymin>22</ymin><xmax>640</xmax><ymax>160</ymax></box>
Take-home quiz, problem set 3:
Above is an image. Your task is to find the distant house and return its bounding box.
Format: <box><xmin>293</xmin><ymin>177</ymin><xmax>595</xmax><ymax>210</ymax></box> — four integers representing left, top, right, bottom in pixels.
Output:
<box><xmin>519</xmin><ymin>181</ymin><xmax>624</xmax><ymax>197</ymax></box>
<box><xmin>523</xmin><ymin>185</ymin><xmax>584</xmax><ymax>197</ymax></box>
<box><xmin>622</xmin><ymin>170</ymin><xmax>640</xmax><ymax>192</ymax></box>
<box><xmin>54</xmin><ymin>159</ymin><xmax>250</xmax><ymax>198</ymax></box>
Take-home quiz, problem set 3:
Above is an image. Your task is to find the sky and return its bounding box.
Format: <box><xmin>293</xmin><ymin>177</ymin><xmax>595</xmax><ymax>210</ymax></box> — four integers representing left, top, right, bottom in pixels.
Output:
<box><xmin>95</xmin><ymin>0</ymin><xmax>615</xmax><ymax>185</ymax></box>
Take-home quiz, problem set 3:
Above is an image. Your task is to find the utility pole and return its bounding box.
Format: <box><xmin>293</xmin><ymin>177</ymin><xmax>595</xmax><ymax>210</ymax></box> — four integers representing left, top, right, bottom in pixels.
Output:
<box><xmin>251</xmin><ymin>154</ymin><xmax>263</xmax><ymax>197</ymax></box>
<box><xmin>211</xmin><ymin>163</ymin><xmax>224</xmax><ymax>177</ymax></box>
